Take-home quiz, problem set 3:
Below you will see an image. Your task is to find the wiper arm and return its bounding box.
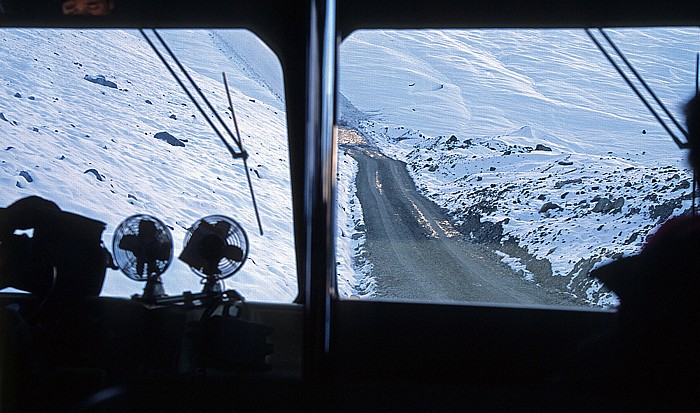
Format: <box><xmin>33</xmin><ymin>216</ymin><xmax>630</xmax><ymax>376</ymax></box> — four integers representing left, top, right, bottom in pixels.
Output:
<box><xmin>586</xmin><ymin>28</ymin><xmax>688</xmax><ymax>149</ymax></box>
<box><xmin>140</xmin><ymin>29</ymin><xmax>264</xmax><ymax>235</ymax></box>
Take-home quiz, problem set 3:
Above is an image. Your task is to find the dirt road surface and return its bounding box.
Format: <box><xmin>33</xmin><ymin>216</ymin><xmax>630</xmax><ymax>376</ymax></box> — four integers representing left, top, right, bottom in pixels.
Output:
<box><xmin>340</xmin><ymin>128</ymin><xmax>570</xmax><ymax>305</ymax></box>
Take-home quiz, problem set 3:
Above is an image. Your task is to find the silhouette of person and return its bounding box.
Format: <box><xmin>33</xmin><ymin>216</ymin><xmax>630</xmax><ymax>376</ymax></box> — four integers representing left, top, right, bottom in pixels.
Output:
<box><xmin>0</xmin><ymin>196</ymin><xmax>60</xmax><ymax>294</ymax></box>
<box><xmin>575</xmin><ymin>93</ymin><xmax>700</xmax><ymax>408</ymax></box>
<box><xmin>61</xmin><ymin>0</ymin><xmax>114</xmax><ymax>16</ymax></box>
<box><xmin>0</xmin><ymin>195</ymin><xmax>109</xmax><ymax>297</ymax></box>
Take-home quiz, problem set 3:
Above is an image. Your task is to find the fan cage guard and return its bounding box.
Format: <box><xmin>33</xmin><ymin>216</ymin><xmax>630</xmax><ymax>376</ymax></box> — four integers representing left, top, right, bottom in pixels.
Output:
<box><xmin>112</xmin><ymin>214</ymin><xmax>174</xmax><ymax>282</ymax></box>
<box><xmin>183</xmin><ymin>215</ymin><xmax>249</xmax><ymax>281</ymax></box>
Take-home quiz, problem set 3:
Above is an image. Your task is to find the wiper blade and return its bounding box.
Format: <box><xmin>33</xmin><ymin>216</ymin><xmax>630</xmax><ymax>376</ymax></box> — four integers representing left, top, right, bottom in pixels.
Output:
<box><xmin>586</xmin><ymin>28</ymin><xmax>688</xmax><ymax>149</ymax></box>
<box><xmin>140</xmin><ymin>29</ymin><xmax>264</xmax><ymax>235</ymax></box>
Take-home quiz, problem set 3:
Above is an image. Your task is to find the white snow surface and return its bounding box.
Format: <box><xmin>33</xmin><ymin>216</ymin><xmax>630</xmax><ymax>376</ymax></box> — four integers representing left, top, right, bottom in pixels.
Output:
<box><xmin>2</xmin><ymin>27</ymin><xmax>699</xmax><ymax>306</ymax></box>
<box><xmin>0</xmin><ymin>29</ymin><xmax>304</xmax><ymax>301</ymax></box>
<box><xmin>339</xmin><ymin>28</ymin><xmax>700</xmax><ymax>306</ymax></box>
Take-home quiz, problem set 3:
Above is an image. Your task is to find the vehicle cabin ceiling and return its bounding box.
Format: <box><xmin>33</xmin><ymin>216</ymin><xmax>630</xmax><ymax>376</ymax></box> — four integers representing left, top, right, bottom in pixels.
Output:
<box><xmin>4</xmin><ymin>1</ymin><xmax>698</xmax><ymax>29</ymax></box>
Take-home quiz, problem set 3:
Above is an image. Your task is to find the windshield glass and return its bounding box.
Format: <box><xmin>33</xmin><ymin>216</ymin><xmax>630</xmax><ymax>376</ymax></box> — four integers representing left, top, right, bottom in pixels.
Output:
<box><xmin>336</xmin><ymin>27</ymin><xmax>699</xmax><ymax>307</ymax></box>
<box><xmin>0</xmin><ymin>28</ymin><xmax>296</xmax><ymax>302</ymax></box>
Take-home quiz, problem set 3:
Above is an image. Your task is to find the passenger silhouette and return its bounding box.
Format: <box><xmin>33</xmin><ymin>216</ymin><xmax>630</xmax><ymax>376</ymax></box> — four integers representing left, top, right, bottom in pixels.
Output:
<box><xmin>557</xmin><ymin>94</ymin><xmax>700</xmax><ymax>409</ymax></box>
<box><xmin>0</xmin><ymin>195</ymin><xmax>109</xmax><ymax>297</ymax></box>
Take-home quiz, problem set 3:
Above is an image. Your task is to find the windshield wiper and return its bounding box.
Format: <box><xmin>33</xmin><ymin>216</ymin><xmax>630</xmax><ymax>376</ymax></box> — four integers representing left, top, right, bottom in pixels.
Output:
<box><xmin>139</xmin><ymin>29</ymin><xmax>264</xmax><ymax>235</ymax></box>
<box><xmin>586</xmin><ymin>27</ymin><xmax>689</xmax><ymax>149</ymax></box>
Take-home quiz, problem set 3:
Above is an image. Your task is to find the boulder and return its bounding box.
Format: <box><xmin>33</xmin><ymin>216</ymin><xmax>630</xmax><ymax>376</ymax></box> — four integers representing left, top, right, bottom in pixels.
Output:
<box><xmin>154</xmin><ymin>131</ymin><xmax>185</xmax><ymax>147</ymax></box>
<box><xmin>554</xmin><ymin>178</ymin><xmax>583</xmax><ymax>189</ymax></box>
<box><xmin>539</xmin><ymin>202</ymin><xmax>562</xmax><ymax>214</ymax></box>
<box><xmin>592</xmin><ymin>197</ymin><xmax>625</xmax><ymax>214</ymax></box>
<box><xmin>84</xmin><ymin>168</ymin><xmax>104</xmax><ymax>181</ymax></box>
<box><xmin>84</xmin><ymin>74</ymin><xmax>117</xmax><ymax>89</ymax></box>
<box><xmin>19</xmin><ymin>171</ymin><xmax>33</xmax><ymax>183</ymax></box>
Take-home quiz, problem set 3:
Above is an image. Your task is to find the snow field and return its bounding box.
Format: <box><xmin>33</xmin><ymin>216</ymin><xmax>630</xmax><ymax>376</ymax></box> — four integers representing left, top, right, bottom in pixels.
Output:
<box><xmin>339</xmin><ymin>28</ymin><xmax>700</xmax><ymax>306</ymax></box>
<box><xmin>1</xmin><ymin>29</ymin><xmax>298</xmax><ymax>301</ymax></box>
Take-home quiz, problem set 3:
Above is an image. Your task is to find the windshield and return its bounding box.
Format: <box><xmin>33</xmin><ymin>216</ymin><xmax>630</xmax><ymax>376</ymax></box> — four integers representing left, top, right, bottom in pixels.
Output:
<box><xmin>336</xmin><ymin>27</ymin><xmax>699</xmax><ymax>307</ymax></box>
<box><xmin>0</xmin><ymin>28</ymin><xmax>296</xmax><ymax>302</ymax></box>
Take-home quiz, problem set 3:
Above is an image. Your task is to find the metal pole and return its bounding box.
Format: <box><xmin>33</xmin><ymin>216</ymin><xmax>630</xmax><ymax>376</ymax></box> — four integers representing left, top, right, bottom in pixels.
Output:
<box><xmin>303</xmin><ymin>0</ymin><xmax>337</xmax><ymax>381</ymax></box>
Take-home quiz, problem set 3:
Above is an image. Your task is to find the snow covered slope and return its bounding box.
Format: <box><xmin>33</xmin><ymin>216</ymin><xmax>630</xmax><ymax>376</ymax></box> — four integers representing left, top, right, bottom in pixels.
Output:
<box><xmin>2</xmin><ymin>26</ymin><xmax>697</xmax><ymax>306</ymax></box>
<box><xmin>0</xmin><ymin>29</ymin><xmax>298</xmax><ymax>301</ymax></box>
<box><xmin>339</xmin><ymin>28</ymin><xmax>700</xmax><ymax>306</ymax></box>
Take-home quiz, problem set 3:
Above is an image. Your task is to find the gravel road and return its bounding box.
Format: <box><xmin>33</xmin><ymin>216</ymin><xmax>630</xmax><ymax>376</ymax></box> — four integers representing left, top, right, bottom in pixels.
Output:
<box><xmin>340</xmin><ymin>128</ymin><xmax>570</xmax><ymax>305</ymax></box>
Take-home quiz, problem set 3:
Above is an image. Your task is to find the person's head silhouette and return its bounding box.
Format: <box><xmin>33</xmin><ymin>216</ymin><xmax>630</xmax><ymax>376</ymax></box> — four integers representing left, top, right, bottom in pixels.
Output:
<box><xmin>61</xmin><ymin>0</ymin><xmax>114</xmax><ymax>16</ymax></box>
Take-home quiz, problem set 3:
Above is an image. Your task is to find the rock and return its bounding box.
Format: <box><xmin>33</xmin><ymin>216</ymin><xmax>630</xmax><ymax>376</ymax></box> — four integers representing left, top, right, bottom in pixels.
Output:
<box><xmin>446</xmin><ymin>135</ymin><xmax>459</xmax><ymax>144</ymax></box>
<box><xmin>539</xmin><ymin>202</ymin><xmax>562</xmax><ymax>214</ymax></box>
<box><xmin>624</xmin><ymin>231</ymin><xmax>640</xmax><ymax>245</ymax></box>
<box><xmin>169</xmin><ymin>114</ymin><xmax>177</xmax><ymax>119</ymax></box>
<box><xmin>649</xmin><ymin>198</ymin><xmax>682</xmax><ymax>222</ymax></box>
<box><xmin>0</xmin><ymin>113</ymin><xmax>8</xmax><ymax>122</ymax></box>
<box><xmin>84</xmin><ymin>168</ymin><xmax>104</xmax><ymax>181</ymax></box>
<box><xmin>535</xmin><ymin>144</ymin><xmax>552</xmax><ymax>151</ymax></box>
<box><xmin>610</xmin><ymin>197</ymin><xmax>625</xmax><ymax>212</ymax></box>
<box><xmin>489</xmin><ymin>166</ymin><xmax>496</xmax><ymax>171</ymax></box>
<box><xmin>14</xmin><ymin>92</ymin><xmax>21</xmax><ymax>98</ymax></box>
<box><xmin>145</xmin><ymin>99</ymin><xmax>153</xmax><ymax>105</ymax></box>
<box><xmin>154</xmin><ymin>131</ymin><xmax>185</xmax><ymax>147</ymax></box>
<box><xmin>554</xmin><ymin>178</ymin><xmax>582</xmax><ymax>189</ymax></box>
<box><xmin>558</xmin><ymin>160</ymin><xmax>573</xmax><ymax>166</ymax></box>
<box><xmin>592</xmin><ymin>197</ymin><xmax>625</xmax><ymax>214</ymax></box>
<box><xmin>592</xmin><ymin>198</ymin><xmax>611</xmax><ymax>213</ymax></box>
<box><xmin>673</xmin><ymin>180</ymin><xmax>690</xmax><ymax>191</ymax></box>
<box><xmin>19</xmin><ymin>171</ymin><xmax>33</xmax><ymax>183</ymax></box>
<box><xmin>84</xmin><ymin>74</ymin><xmax>117</xmax><ymax>89</ymax></box>
<box><xmin>472</xmin><ymin>219</ymin><xmax>503</xmax><ymax>243</ymax></box>
<box><xmin>626</xmin><ymin>207</ymin><xmax>641</xmax><ymax>217</ymax></box>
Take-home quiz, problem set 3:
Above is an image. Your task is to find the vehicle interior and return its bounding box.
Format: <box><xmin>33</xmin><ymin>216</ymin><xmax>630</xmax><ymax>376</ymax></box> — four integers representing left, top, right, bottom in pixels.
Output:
<box><xmin>1</xmin><ymin>0</ymin><xmax>699</xmax><ymax>411</ymax></box>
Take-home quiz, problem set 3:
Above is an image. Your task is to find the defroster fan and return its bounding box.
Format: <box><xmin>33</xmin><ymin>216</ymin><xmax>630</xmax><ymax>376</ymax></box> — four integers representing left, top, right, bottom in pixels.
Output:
<box><xmin>179</xmin><ymin>215</ymin><xmax>248</xmax><ymax>294</ymax></box>
<box><xmin>112</xmin><ymin>214</ymin><xmax>173</xmax><ymax>303</ymax></box>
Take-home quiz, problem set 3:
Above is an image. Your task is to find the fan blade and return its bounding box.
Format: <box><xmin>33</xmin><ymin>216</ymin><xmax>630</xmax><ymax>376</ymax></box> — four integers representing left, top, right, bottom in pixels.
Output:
<box><xmin>223</xmin><ymin>244</ymin><xmax>243</xmax><ymax>262</ymax></box>
<box><xmin>118</xmin><ymin>234</ymin><xmax>141</xmax><ymax>254</ymax></box>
